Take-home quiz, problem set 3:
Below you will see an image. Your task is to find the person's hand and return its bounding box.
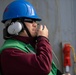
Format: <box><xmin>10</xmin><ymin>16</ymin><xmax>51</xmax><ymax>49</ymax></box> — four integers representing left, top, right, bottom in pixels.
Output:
<box><xmin>37</xmin><ymin>25</ymin><xmax>48</xmax><ymax>38</ymax></box>
<box><xmin>62</xmin><ymin>73</ymin><xmax>71</xmax><ymax>75</ymax></box>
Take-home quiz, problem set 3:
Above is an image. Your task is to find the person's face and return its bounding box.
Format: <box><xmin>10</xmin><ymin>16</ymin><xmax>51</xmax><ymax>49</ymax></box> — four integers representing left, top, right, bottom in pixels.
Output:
<box><xmin>24</xmin><ymin>20</ymin><xmax>38</xmax><ymax>37</ymax></box>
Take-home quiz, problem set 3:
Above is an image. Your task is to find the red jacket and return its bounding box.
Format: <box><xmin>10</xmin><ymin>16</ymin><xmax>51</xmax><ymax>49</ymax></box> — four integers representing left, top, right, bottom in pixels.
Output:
<box><xmin>0</xmin><ymin>36</ymin><xmax>52</xmax><ymax>75</ymax></box>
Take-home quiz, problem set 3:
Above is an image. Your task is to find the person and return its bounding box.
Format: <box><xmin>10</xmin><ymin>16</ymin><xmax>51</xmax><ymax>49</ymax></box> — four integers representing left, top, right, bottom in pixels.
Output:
<box><xmin>0</xmin><ymin>0</ymin><xmax>71</xmax><ymax>75</ymax></box>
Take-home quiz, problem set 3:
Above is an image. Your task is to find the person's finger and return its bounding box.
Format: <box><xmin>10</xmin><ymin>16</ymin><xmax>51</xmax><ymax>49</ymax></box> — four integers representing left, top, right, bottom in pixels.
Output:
<box><xmin>44</xmin><ymin>25</ymin><xmax>47</xmax><ymax>29</ymax></box>
<box><xmin>39</xmin><ymin>25</ymin><xmax>43</xmax><ymax>30</ymax></box>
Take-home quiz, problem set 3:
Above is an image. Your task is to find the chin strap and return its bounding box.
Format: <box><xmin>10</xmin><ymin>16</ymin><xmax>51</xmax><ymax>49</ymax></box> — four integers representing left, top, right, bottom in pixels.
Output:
<box><xmin>21</xmin><ymin>19</ymin><xmax>32</xmax><ymax>37</ymax></box>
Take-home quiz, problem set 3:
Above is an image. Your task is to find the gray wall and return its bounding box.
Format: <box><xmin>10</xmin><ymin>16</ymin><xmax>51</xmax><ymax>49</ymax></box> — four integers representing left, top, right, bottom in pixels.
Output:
<box><xmin>0</xmin><ymin>0</ymin><xmax>76</xmax><ymax>75</ymax></box>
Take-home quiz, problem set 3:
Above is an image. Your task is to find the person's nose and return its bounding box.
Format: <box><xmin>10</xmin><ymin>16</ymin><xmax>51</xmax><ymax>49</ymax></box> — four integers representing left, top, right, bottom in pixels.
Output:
<box><xmin>33</xmin><ymin>21</ymin><xmax>37</xmax><ymax>27</ymax></box>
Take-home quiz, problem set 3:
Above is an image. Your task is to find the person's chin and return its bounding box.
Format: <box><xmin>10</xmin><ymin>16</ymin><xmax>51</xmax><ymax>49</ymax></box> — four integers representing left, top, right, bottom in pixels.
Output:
<box><xmin>32</xmin><ymin>34</ymin><xmax>37</xmax><ymax>37</ymax></box>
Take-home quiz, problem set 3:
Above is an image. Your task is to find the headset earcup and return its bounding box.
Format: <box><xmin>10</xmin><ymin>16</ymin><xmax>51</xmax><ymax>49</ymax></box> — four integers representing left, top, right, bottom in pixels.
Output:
<box><xmin>7</xmin><ymin>22</ymin><xmax>22</xmax><ymax>35</ymax></box>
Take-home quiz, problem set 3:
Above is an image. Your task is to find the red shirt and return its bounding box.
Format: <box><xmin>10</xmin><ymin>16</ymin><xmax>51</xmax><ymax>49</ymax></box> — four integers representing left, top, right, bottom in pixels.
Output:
<box><xmin>0</xmin><ymin>36</ymin><xmax>52</xmax><ymax>75</ymax></box>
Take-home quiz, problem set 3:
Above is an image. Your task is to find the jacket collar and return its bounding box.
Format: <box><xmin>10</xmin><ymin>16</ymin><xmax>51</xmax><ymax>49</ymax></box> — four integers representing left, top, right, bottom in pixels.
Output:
<box><xmin>12</xmin><ymin>35</ymin><xmax>36</xmax><ymax>48</ymax></box>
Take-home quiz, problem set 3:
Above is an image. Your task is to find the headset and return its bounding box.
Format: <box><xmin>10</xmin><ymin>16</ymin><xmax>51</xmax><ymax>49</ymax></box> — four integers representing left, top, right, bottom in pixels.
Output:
<box><xmin>3</xmin><ymin>19</ymin><xmax>32</xmax><ymax>39</ymax></box>
<box><xmin>7</xmin><ymin>21</ymin><xmax>23</xmax><ymax>35</ymax></box>
<box><xmin>3</xmin><ymin>21</ymin><xmax>23</xmax><ymax>39</ymax></box>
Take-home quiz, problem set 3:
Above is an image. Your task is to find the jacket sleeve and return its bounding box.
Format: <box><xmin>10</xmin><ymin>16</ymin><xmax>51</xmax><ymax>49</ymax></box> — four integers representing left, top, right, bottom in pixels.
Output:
<box><xmin>1</xmin><ymin>36</ymin><xmax>52</xmax><ymax>75</ymax></box>
<box><xmin>36</xmin><ymin>36</ymin><xmax>52</xmax><ymax>73</ymax></box>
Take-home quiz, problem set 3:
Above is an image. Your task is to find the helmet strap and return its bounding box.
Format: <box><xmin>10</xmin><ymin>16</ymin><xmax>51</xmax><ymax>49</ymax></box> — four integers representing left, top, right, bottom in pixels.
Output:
<box><xmin>21</xmin><ymin>19</ymin><xmax>32</xmax><ymax>37</ymax></box>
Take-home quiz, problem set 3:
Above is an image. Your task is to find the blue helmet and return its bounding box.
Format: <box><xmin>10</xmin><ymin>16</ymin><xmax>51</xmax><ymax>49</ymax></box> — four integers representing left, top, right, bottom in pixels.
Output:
<box><xmin>2</xmin><ymin>0</ymin><xmax>41</xmax><ymax>23</ymax></box>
